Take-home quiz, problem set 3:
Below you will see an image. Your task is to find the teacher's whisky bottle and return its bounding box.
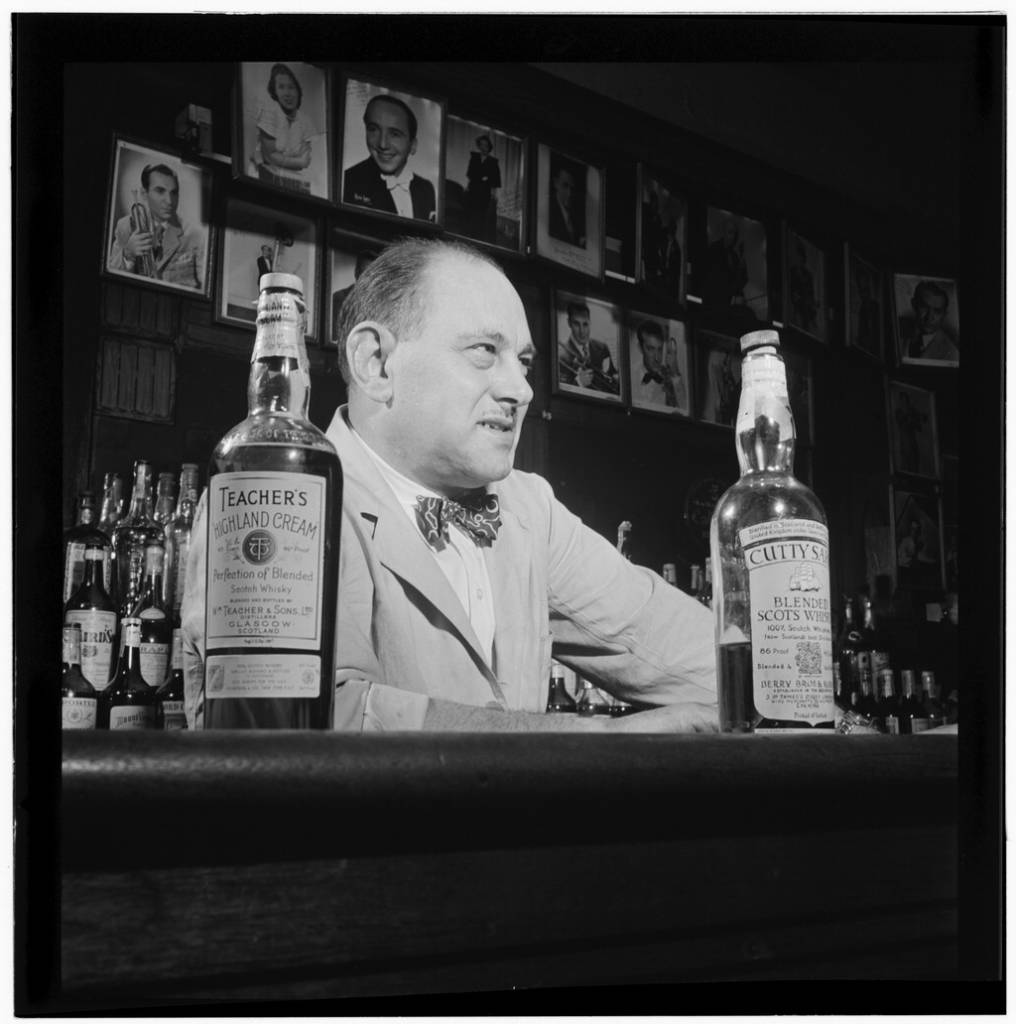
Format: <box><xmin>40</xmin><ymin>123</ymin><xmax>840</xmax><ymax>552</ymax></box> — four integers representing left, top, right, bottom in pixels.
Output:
<box><xmin>203</xmin><ymin>273</ymin><xmax>342</xmax><ymax>729</ymax></box>
<box><xmin>709</xmin><ymin>330</ymin><xmax>835</xmax><ymax>733</ymax></box>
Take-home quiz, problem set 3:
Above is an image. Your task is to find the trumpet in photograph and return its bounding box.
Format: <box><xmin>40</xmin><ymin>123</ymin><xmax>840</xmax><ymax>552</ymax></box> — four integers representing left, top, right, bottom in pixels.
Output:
<box><xmin>128</xmin><ymin>189</ymin><xmax>157</xmax><ymax>277</ymax></box>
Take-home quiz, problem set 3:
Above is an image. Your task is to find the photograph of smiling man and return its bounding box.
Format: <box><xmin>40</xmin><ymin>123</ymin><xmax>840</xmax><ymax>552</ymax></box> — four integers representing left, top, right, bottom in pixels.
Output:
<box><xmin>340</xmin><ymin>76</ymin><xmax>444</xmax><ymax>225</ymax></box>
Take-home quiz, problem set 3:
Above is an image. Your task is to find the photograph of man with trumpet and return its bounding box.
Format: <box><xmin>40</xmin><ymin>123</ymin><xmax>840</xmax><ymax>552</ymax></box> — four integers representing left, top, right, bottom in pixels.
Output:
<box><xmin>106</xmin><ymin>138</ymin><xmax>210</xmax><ymax>295</ymax></box>
<box><xmin>554</xmin><ymin>292</ymin><xmax>622</xmax><ymax>403</ymax></box>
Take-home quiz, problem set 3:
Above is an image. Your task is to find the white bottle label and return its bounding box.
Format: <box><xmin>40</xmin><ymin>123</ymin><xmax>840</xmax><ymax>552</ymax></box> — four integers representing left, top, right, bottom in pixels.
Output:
<box><xmin>160</xmin><ymin>700</ymin><xmax>187</xmax><ymax>730</ymax></box>
<box><xmin>62</xmin><ymin>697</ymin><xmax>97</xmax><ymax>730</ymax></box>
<box><xmin>206</xmin><ymin>471</ymin><xmax>326</xmax><ymax>653</ymax></box>
<box><xmin>738</xmin><ymin>518</ymin><xmax>835</xmax><ymax>726</ymax></box>
<box><xmin>140</xmin><ymin>642</ymin><xmax>169</xmax><ymax>689</ymax></box>
<box><xmin>64</xmin><ymin>610</ymin><xmax>117</xmax><ymax>690</ymax></box>
<box><xmin>63</xmin><ymin>541</ymin><xmax>86</xmax><ymax>603</ymax></box>
<box><xmin>206</xmin><ymin>654</ymin><xmax>320</xmax><ymax>699</ymax></box>
<box><xmin>109</xmin><ymin>704</ymin><xmax>155</xmax><ymax>730</ymax></box>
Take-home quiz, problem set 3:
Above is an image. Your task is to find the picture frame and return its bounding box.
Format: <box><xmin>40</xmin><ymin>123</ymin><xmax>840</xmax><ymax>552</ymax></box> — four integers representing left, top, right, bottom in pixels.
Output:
<box><xmin>325</xmin><ymin>228</ymin><xmax>382</xmax><ymax>347</ymax></box>
<box><xmin>626</xmin><ymin>310</ymin><xmax>691</xmax><ymax>418</ymax></box>
<box><xmin>552</xmin><ymin>289</ymin><xmax>623</xmax><ymax>404</ymax></box>
<box><xmin>233</xmin><ymin>61</ymin><xmax>333</xmax><ymax>202</ymax></box>
<box><xmin>892</xmin><ymin>272</ymin><xmax>960</xmax><ymax>367</ymax></box>
<box><xmin>103</xmin><ymin>135</ymin><xmax>214</xmax><ymax>298</ymax></box>
<box><xmin>843</xmin><ymin>244</ymin><xmax>884</xmax><ymax>361</ymax></box>
<box><xmin>782</xmin><ymin>224</ymin><xmax>827</xmax><ymax>343</ymax></box>
<box><xmin>697</xmin><ymin>204</ymin><xmax>769</xmax><ymax>325</ymax></box>
<box><xmin>892</xmin><ymin>484</ymin><xmax>945</xmax><ymax>591</ymax></box>
<box><xmin>694</xmin><ymin>328</ymin><xmax>742</xmax><ymax>428</ymax></box>
<box><xmin>534</xmin><ymin>143</ymin><xmax>605</xmax><ymax>279</ymax></box>
<box><xmin>887</xmin><ymin>380</ymin><xmax>939</xmax><ymax>479</ymax></box>
<box><xmin>782</xmin><ymin>345</ymin><xmax>815</xmax><ymax>446</ymax></box>
<box><xmin>338</xmin><ymin>74</ymin><xmax>445</xmax><ymax>227</ymax></box>
<box><xmin>216</xmin><ymin>195</ymin><xmax>321</xmax><ymax>342</ymax></box>
<box><xmin>443</xmin><ymin>113</ymin><xmax>526</xmax><ymax>254</ymax></box>
<box><xmin>636</xmin><ymin>164</ymin><xmax>688</xmax><ymax>305</ymax></box>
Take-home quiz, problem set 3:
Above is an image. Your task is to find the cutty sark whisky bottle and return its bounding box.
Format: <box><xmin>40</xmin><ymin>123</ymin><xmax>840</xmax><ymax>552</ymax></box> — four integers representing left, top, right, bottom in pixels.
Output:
<box><xmin>709</xmin><ymin>330</ymin><xmax>835</xmax><ymax>732</ymax></box>
<box><xmin>203</xmin><ymin>273</ymin><xmax>342</xmax><ymax>729</ymax></box>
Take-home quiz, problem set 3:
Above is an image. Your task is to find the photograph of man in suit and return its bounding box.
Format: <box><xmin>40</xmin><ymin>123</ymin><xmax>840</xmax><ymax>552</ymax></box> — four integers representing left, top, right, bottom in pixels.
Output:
<box><xmin>558</xmin><ymin>300</ymin><xmax>619</xmax><ymax>395</ymax></box>
<box><xmin>342</xmin><ymin>93</ymin><xmax>436</xmax><ymax>222</ymax></box>
<box><xmin>547</xmin><ymin>154</ymin><xmax>586</xmax><ymax>248</ymax></box>
<box><xmin>630</xmin><ymin>319</ymin><xmax>686</xmax><ymax>412</ymax></box>
<box><xmin>898</xmin><ymin>279</ymin><xmax>959</xmax><ymax>364</ymax></box>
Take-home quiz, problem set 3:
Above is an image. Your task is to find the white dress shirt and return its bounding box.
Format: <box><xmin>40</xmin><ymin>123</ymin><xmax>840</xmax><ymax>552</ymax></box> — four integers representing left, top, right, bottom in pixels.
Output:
<box><xmin>352</xmin><ymin>428</ymin><xmax>497</xmax><ymax>666</ymax></box>
<box><xmin>383</xmin><ymin>168</ymin><xmax>415</xmax><ymax>219</ymax></box>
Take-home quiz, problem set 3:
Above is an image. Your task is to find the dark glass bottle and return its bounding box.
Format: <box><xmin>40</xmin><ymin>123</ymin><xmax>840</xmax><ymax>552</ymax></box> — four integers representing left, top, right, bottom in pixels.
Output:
<box><xmin>204</xmin><ymin>274</ymin><xmax>342</xmax><ymax>729</ymax></box>
<box><xmin>64</xmin><ymin>543</ymin><xmax>118</xmax><ymax>691</ymax></box>
<box><xmin>920</xmin><ymin>670</ymin><xmax>946</xmax><ymax>730</ymax></box>
<box><xmin>699</xmin><ymin>557</ymin><xmax>713</xmax><ymax>609</ymax></box>
<box><xmin>576</xmin><ymin>679</ymin><xmax>612</xmax><ymax>716</ymax></box>
<box><xmin>131</xmin><ymin>542</ymin><xmax>172</xmax><ymax>689</ymax></box>
<box><xmin>164</xmin><ymin>463</ymin><xmax>200</xmax><ymax>620</ymax></box>
<box><xmin>853</xmin><ymin>665</ymin><xmax>879</xmax><ymax>721</ymax></box>
<box><xmin>61</xmin><ymin>623</ymin><xmax>97</xmax><ymax>730</ymax></box>
<box><xmin>835</xmin><ymin>596</ymin><xmax>861</xmax><ymax>710</ymax></box>
<box><xmin>112</xmin><ymin>459</ymin><xmax>165</xmax><ymax>613</ymax></box>
<box><xmin>153</xmin><ymin>471</ymin><xmax>177</xmax><ymax>527</ymax></box>
<box><xmin>896</xmin><ymin>669</ymin><xmax>923</xmax><ymax>735</ymax></box>
<box><xmin>875</xmin><ymin>668</ymin><xmax>901</xmax><ymax>735</ymax></box>
<box><xmin>858</xmin><ymin>593</ymin><xmax>891</xmax><ymax>680</ymax></box>
<box><xmin>156</xmin><ymin>628</ymin><xmax>187</xmax><ymax>730</ymax></box>
<box><xmin>63</xmin><ymin>491</ymin><xmax>111</xmax><ymax>604</ymax></box>
<box><xmin>97</xmin><ymin>471</ymin><xmax>124</xmax><ymax>539</ymax></box>
<box><xmin>710</xmin><ymin>330</ymin><xmax>835</xmax><ymax>733</ymax></box>
<box><xmin>545</xmin><ymin>660</ymin><xmax>577</xmax><ymax>713</ymax></box>
<box><xmin>97</xmin><ymin>617</ymin><xmax>158</xmax><ymax>730</ymax></box>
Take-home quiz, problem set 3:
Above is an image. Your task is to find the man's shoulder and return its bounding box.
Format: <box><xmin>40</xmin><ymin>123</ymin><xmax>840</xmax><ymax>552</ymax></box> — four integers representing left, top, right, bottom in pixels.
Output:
<box><xmin>344</xmin><ymin>157</ymin><xmax>379</xmax><ymax>183</ymax></box>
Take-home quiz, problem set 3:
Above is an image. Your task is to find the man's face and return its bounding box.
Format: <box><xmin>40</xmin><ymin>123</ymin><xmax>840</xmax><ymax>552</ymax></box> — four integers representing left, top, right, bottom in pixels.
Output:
<box><xmin>379</xmin><ymin>254</ymin><xmax>535</xmax><ymax>495</ymax></box>
<box><xmin>913</xmin><ymin>288</ymin><xmax>947</xmax><ymax>334</ymax></box>
<box><xmin>364</xmin><ymin>98</ymin><xmax>416</xmax><ymax>176</ymax></box>
<box><xmin>567</xmin><ymin>313</ymin><xmax>590</xmax><ymax>346</ymax></box>
<box><xmin>274</xmin><ymin>73</ymin><xmax>300</xmax><ymax>114</ymax></box>
<box><xmin>554</xmin><ymin>169</ymin><xmax>574</xmax><ymax>209</ymax></box>
<box><xmin>144</xmin><ymin>171</ymin><xmax>179</xmax><ymax>223</ymax></box>
<box><xmin>641</xmin><ymin>333</ymin><xmax>664</xmax><ymax>373</ymax></box>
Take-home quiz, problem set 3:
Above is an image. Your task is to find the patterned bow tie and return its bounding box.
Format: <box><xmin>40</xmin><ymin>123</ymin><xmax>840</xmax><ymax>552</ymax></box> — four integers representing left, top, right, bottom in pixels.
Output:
<box><xmin>415</xmin><ymin>492</ymin><xmax>502</xmax><ymax>548</ymax></box>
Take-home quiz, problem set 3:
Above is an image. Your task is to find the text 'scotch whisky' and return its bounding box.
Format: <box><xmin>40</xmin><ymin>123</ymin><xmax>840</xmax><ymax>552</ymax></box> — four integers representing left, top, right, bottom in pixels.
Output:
<box><xmin>709</xmin><ymin>330</ymin><xmax>835</xmax><ymax>733</ymax></box>
<box><xmin>203</xmin><ymin>273</ymin><xmax>342</xmax><ymax>729</ymax></box>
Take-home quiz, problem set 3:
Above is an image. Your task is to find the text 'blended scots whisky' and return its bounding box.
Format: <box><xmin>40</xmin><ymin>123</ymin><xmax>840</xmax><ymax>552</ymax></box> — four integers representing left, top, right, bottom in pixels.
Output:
<box><xmin>709</xmin><ymin>330</ymin><xmax>835</xmax><ymax>733</ymax></box>
<box><xmin>203</xmin><ymin>273</ymin><xmax>342</xmax><ymax>729</ymax></box>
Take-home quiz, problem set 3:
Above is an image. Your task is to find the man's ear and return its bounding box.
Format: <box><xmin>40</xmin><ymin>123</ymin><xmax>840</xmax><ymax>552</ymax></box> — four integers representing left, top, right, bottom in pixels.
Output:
<box><xmin>346</xmin><ymin>321</ymin><xmax>398</xmax><ymax>403</ymax></box>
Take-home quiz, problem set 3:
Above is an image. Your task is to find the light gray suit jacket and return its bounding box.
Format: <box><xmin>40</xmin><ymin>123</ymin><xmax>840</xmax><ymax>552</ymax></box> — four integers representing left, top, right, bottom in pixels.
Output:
<box><xmin>183</xmin><ymin>407</ymin><xmax>717</xmax><ymax>730</ymax></box>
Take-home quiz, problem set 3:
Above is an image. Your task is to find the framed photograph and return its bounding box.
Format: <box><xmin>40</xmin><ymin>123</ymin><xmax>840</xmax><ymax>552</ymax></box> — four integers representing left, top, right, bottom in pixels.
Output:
<box><xmin>782</xmin><ymin>346</ymin><xmax>815</xmax><ymax>446</ymax></box>
<box><xmin>552</xmin><ymin>290</ymin><xmax>623</xmax><ymax>404</ymax></box>
<box><xmin>699</xmin><ymin>205</ymin><xmax>769</xmax><ymax>324</ymax></box>
<box><xmin>844</xmin><ymin>244</ymin><xmax>884</xmax><ymax>361</ymax></box>
<box><xmin>339</xmin><ymin>75</ymin><xmax>445</xmax><ymax>226</ymax></box>
<box><xmin>443</xmin><ymin>114</ymin><xmax>526</xmax><ymax>253</ymax></box>
<box><xmin>326</xmin><ymin>230</ymin><xmax>381</xmax><ymax>347</ymax></box>
<box><xmin>892</xmin><ymin>485</ymin><xmax>945</xmax><ymax>591</ymax></box>
<box><xmin>103</xmin><ymin>135</ymin><xmax>213</xmax><ymax>298</ymax></box>
<box><xmin>217</xmin><ymin>196</ymin><xmax>320</xmax><ymax>341</ymax></box>
<box><xmin>535</xmin><ymin>143</ymin><xmax>605</xmax><ymax>279</ymax></box>
<box><xmin>636</xmin><ymin>165</ymin><xmax>688</xmax><ymax>304</ymax></box>
<box><xmin>695</xmin><ymin>328</ymin><xmax>742</xmax><ymax>427</ymax></box>
<box><xmin>782</xmin><ymin>225</ymin><xmax>827</xmax><ymax>343</ymax></box>
<box><xmin>888</xmin><ymin>381</ymin><xmax>939</xmax><ymax>479</ymax></box>
<box><xmin>626</xmin><ymin>311</ymin><xmax>691</xmax><ymax>417</ymax></box>
<box><xmin>892</xmin><ymin>272</ymin><xmax>960</xmax><ymax>367</ymax></box>
<box><xmin>234</xmin><ymin>61</ymin><xmax>332</xmax><ymax>201</ymax></box>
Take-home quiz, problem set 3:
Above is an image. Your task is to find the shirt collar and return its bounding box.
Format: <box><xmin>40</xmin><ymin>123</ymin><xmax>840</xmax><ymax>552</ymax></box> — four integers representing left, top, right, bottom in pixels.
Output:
<box><xmin>382</xmin><ymin>166</ymin><xmax>414</xmax><ymax>190</ymax></box>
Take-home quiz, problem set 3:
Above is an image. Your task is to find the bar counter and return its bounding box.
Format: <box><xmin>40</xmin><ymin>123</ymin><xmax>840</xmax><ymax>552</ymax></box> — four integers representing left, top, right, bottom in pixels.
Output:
<box><xmin>58</xmin><ymin>730</ymin><xmax>958</xmax><ymax>1009</ymax></box>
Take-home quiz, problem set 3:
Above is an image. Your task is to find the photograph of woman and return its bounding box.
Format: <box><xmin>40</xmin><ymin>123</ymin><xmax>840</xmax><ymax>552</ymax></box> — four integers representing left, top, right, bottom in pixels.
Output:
<box><xmin>238</xmin><ymin>61</ymin><xmax>330</xmax><ymax>199</ymax></box>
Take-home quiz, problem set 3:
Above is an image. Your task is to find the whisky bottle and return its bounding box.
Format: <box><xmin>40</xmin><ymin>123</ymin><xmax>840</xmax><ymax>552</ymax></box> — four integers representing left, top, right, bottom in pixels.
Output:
<box><xmin>545</xmin><ymin>660</ymin><xmax>577</xmax><ymax>713</ymax></box>
<box><xmin>897</xmin><ymin>668</ymin><xmax>923</xmax><ymax>735</ymax></box>
<box><xmin>858</xmin><ymin>593</ymin><xmax>891</xmax><ymax>679</ymax></box>
<box><xmin>64</xmin><ymin>544</ymin><xmax>118</xmax><ymax>691</ymax></box>
<box><xmin>156</xmin><ymin>628</ymin><xmax>187</xmax><ymax>729</ymax></box>
<box><xmin>131</xmin><ymin>542</ymin><xmax>172</xmax><ymax>688</ymax></box>
<box><xmin>97</xmin><ymin>471</ymin><xmax>124</xmax><ymax>538</ymax></box>
<box><xmin>203</xmin><ymin>273</ymin><xmax>342</xmax><ymax>729</ymax></box>
<box><xmin>112</xmin><ymin>459</ymin><xmax>164</xmax><ymax>611</ymax></box>
<box><xmin>835</xmin><ymin>596</ymin><xmax>862</xmax><ymax>711</ymax></box>
<box><xmin>920</xmin><ymin>670</ymin><xmax>946</xmax><ymax>730</ymax></box>
<box><xmin>163</xmin><ymin>462</ymin><xmax>199</xmax><ymax>618</ymax></box>
<box><xmin>853</xmin><ymin>665</ymin><xmax>879</xmax><ymax>721</ymax></box>
<box><xmin>153</xmin><ymin>471</ymin><xmax>177</xmax><ymax>526</ymax></box>
<box><xmin>576</xmin><ymin>679</ymin><xmax>612</xmax><ymax>716</ymax></box>
<box><xmin>875</xmin><ymin>668</ymin><xmax>901</xmax><ymax>735</ymax></box>
<box><xmin>97</xmin><ymin>617</ymin><xmax>157</xmax><ymax>730</ymax></box>
<box><xmin>63</xmin><ymin>490</ymin><xmax>110</xmax><ymax>604</ymax></box>
<box><xmin>61</xmin><ymin>623</ymin><xmax>97</xmax><ymax>730</ymax></box>
<box><xmin>709</xmin><ymin>330</ymin><xmax>835</xmax><ymax>732</ymax></box>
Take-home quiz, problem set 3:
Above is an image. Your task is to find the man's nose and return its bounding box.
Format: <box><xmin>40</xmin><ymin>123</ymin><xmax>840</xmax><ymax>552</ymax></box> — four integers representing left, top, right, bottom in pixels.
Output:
<box><xmin>495</xmin><ymin>354</ymin><xmax>534</xmax><ymax>406</ymax></box>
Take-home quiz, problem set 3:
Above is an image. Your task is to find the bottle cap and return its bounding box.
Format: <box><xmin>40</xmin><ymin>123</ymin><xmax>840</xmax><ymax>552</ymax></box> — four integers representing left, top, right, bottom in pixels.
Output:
<box><xmin>740</xmin><ymin>329</ymin><xmax>780</xmax><ymax>353</ymax></box>
<box><xmin>260</xmin><ymin>272</ymin><xmax>303</xmax><ymax>294</ymax></box>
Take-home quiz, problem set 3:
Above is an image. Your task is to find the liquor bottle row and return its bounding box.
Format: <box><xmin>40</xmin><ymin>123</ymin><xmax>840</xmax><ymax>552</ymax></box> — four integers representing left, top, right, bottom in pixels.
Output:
<box><xmin>545</xmin><ymin>661</ymin><xmax>635</xmax><ymax>717</ymax></box>
<box><xmin>662</xmin><ymin>557</ymin><xmax>713</xmax><ymax>608</ymax></box>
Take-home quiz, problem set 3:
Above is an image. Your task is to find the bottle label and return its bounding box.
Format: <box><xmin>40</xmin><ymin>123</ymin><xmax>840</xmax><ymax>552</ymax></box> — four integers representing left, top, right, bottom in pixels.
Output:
<box><xmin>63</xmin><ymin>541</ymin><xmax>86</xmax><ymax>603</ymax></box>
<box><xmin>62</xmin><ymin>628</ymin><xmax>82</xmax><ymax>665</ymax></box>
<box><xmin>62</xmin><ymin>697</ymin><xmax>97</xmax><ymax>730</ymax></box>
<box><xmin>253</xmin><ymin>291</ymin><xmax>306</xmax><ymax>361</ymax></box>
<box><xmin>109</xmin><ymin>704</ymin><xmax>155</xmax><ymax>730</ymax></box>
<box><xmin>206</xmin><ymin>471</ymin><xmax>326</xmax><ymax>652</ymax></box>
<box><xmin>206</xmin><ymin>653</ymin><xmax>320</xmax><ymax>699</ymax></box>
<box><xmin>160</xmin><ymin>700</ymin><xmax>187</xmax><ymax>730</ymax></box>
<box><xmin>64</xmin><ymin>610</ymin><xmax>117</xmax><ymax>690</ymax></box>
<box><xmin>140</xmin><ymin>643</ymin><xmax>169</xmax><ymax>688</ymax></box>
<box><xmin>738</xmin><ymin>518</ymin><xmax>835</xmax><ymax>726</ymax></box>
<box><xmin>740</xmin><ymin>352</ymin><xmax>788</xmax><ymax>396</ymax></box>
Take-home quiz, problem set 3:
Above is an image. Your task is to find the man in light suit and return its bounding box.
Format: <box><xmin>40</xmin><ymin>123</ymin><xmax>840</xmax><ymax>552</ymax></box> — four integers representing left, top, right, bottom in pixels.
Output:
<box><xmin>342</xmin><ymin>94</ymin><xmax>436</xmax><ymax>222</ymax></box>
<box><xmin>184</xmin><ymin>239</ymin><xmax>716</xmax><ymax>731</ymax></box>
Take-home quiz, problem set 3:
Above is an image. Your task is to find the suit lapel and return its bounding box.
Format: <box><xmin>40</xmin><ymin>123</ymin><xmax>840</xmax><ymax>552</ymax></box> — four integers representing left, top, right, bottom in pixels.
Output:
<box><xmin>482</xmin><ymin>501</ymin><xmax>530</xmax><ymax>695</ymax></box>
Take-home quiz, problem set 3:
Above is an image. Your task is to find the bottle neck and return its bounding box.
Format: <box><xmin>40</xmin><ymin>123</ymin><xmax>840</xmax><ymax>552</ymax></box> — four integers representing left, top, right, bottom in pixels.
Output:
<box><xmin>248</xmin><ymin>287</ymin><xmax>311</xmax><ymax>420</ymax></box>
<box><xmin>82</xmin><ymin>551</ymin><xmax>105</xmax><ymax>588</ymax></box>
<box><xmin>248</xmin><ymin>357</ymin><xmax>311</xmax><ymax>418</ymax></box>
<box><xmin>127</xmin><ymin>464</ymin><xmax>154</xmax><ymax>521</ymax></box>
<box><xmin>735</xmin><ymin>347</ymin><xmax>796</xmax><ymax>476</ymax></box>
<box><xmin>76</xmin><ymin>498</ymin><xmax>96</xmax><ymax>526</ymax></box>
